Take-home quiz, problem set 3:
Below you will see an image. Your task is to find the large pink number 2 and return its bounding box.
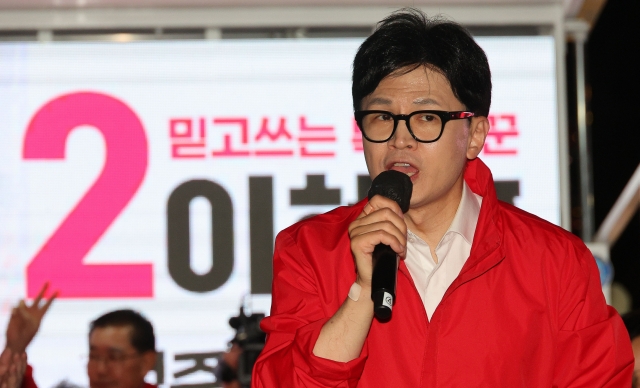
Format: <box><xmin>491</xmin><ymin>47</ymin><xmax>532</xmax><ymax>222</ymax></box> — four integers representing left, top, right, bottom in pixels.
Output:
<box><xmin>23</xmin><ymin>92</ymin><xmax>153</xmax><ymax>298</ymax></box>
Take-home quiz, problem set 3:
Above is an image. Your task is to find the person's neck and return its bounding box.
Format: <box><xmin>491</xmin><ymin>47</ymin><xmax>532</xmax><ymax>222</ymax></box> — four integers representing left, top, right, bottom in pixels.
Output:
<box><xmin>405</xmin><ymin>178</ymin><xmax>464</xmax><ymax>250</ymax></box>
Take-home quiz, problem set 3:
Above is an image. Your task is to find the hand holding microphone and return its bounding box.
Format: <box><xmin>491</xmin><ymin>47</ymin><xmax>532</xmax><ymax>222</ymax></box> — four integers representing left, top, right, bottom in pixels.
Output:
<box><xmin>348</xmin><ymin>170</ymin><xmax>412</xmax><ymax>322</ymax></box>
<box><xmin>367</xmin><ymin>171</ymin><xmax>412</xmax><ymax>321</ymax></box>
<box><xmin>316</xmin><ymin>170</ymin><xmax>412</xmax><ymax>362</ymax></box>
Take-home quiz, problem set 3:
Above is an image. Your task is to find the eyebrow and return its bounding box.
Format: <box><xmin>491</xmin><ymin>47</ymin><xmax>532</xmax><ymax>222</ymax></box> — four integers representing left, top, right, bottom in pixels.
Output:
<box><xmin>366</xmin><ymin>97</ymin><xmax>393</xmax><ymax>106</ymax></box>
<box><xmin>365</xmin><ymin>97</ymin><xmax>441</xmax><ymax>108</ymax></box>
<box><xmin>413</xmin><ymin>97</ymin><xmax>440</xmax><ymax>106</ymax></box>
<box><xmin>90</xmin><ymin>345</ymin><xmax>126</xmax><ymax>353</ymax></box>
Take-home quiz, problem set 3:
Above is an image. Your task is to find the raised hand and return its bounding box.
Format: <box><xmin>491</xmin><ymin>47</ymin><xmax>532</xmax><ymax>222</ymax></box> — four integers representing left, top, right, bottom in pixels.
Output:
<box><xmin>348</xmin><ymin>195</ymin><xmax>407</xmax><ymax>288</ymax></box>
<box><xmin>5</xmin><ymin>283</ymin><xmax>58</xmax><ymax>353</ymax></box>
<box><xmin>0</xmin><ymin>348</ymin><xmax>27</xmax><ymax>388</ymax></box>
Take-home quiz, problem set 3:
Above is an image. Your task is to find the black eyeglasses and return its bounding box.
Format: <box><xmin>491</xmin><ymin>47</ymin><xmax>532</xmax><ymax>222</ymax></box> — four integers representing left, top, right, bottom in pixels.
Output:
<box><xmin>354</xmin><ymin>110</ymin><xmax>474</xmax><ymax>143</ymax></box>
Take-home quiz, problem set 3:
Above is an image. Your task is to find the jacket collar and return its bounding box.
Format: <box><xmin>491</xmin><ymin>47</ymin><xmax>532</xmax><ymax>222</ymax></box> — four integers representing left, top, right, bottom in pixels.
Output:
<box><xmin>444</xmin><ymin>157</ymin><xmax>505</xmax><ymax>290</ymax></box>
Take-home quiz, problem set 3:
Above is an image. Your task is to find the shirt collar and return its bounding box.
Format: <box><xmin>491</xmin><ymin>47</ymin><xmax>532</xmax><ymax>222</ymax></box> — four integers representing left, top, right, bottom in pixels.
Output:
<box><xmin>448</xmin><ymin>181</ymin><xmax>482</xmax><ymax>245</ymax></box>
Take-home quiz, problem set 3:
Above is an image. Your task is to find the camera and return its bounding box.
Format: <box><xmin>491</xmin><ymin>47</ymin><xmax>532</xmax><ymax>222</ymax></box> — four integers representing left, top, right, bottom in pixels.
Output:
<box><xmin>215</xmin><ymin>306</ymin><xmax>266</xmax><ymax>388</ymax></box>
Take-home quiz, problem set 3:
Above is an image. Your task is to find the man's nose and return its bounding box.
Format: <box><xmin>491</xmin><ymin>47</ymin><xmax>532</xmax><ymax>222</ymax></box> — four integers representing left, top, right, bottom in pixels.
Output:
<box><xmin>389</xmin><ymin>119</ymin><xmax>416</xmax><ymax>149</ymax></box>
<box><xmin>91</xmin><ymin>358</ymin><xmax>110</xmax><ymax>374</ymax></box>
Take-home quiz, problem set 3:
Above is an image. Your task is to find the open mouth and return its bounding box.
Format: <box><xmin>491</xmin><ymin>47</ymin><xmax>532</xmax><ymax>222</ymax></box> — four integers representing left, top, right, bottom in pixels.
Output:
<box><xmin>388</xmin><ymin>162</ymin><xmax>419</xmax><ymax>178</ymax></box>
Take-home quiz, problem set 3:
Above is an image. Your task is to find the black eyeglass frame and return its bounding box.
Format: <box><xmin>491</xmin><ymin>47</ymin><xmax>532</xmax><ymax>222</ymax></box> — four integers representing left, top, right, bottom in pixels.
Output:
<box><xmin>354</xmin><ymin>110</ymin><xmax>475</xmax><ymax>143</ymax></box>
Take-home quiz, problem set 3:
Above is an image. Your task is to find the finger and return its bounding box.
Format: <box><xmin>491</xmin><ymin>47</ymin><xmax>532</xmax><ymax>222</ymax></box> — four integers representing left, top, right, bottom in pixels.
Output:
<box><xmin>16</xmin><ymin>303</ymin><xmax>30</xmax><ymax>320</ymax></box>
<box><xmin>15</xmin><ymin>302</ymin><xmax>32</xmax><ymax>324</ymax></box>
<box><xmin>351</xmin><ymin>225</ymin><xmax>406</xmax><ymax>256</ymax></box>
<box><xmin>351</xmin><ymin>207</ymin><xmax>407</xmax><ymax>245</ymax></box>
<box><xmin>40</xmin><ymin>290</ymin><xmax>58</xmax><ymax>314</ymax></box>
<box><xmin>358</xmin><ymin>195</ymin><xmax>404</xmax><ymax>220</ymax></box>
<box><xmin>360</xmin><ymin>202</ymin><xmax>373</xmax><ymax>218</ymax></box>
<box><xmin>6</xmin><ymin>363</ymin><xmax>13</xmax><ymax>374</ymax></box>
<box><xmin>33</xmin><ymin>282</ymin><xmax>49</xmax><ymax>307</ymax></box>
<box><xmin>12</xmin><ymin>353</ymin><xmax>24</xmax><ymax>372</ymax></box>
<box><xmin>17</xmin><ymin>354</ymin><xmax>26</xmax><ymax>376</ymax></box>
<box><xmin>367</xmin><ymin>195</ymin><xmax>404</xmax><ymax>218</ymax></box>
<box><xmin>350</xmin><ymin>207</ymin><xmax>407</xmax><ymax>239</ymax></box>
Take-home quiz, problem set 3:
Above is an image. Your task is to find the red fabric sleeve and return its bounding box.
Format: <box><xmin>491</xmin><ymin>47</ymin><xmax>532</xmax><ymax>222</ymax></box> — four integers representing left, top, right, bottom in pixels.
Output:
<box><xmin>552</xmin><ymin>241</ymin><xmax>634</xmax><ymax>387</ymax></box>
<box><xmin>252</xmin><ymin>231</ymin><xmax>368</xmax><ymax>388</ymax></box>
<box><xmin>22</xmin><ymin>365</ymin><xmax>38</xmax><ymax>388</ymax></box>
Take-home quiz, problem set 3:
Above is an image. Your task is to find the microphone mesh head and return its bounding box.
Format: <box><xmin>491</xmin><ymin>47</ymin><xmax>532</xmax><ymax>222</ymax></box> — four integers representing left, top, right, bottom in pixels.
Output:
<box><xmin>367</xmin><ymin>170</ymin><xmax>413</xmax><ymax>213</ymax></box>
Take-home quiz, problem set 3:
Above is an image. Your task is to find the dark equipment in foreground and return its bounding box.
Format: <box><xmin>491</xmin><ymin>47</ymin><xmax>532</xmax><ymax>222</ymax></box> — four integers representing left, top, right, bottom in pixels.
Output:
<box><xmin>214</xmin><ymin>306</ymin><xmax>266</xmax><ymax>388</ymax></box>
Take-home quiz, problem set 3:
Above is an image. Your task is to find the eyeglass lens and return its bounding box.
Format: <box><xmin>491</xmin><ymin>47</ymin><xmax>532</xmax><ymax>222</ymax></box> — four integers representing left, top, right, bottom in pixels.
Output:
<box><xmin>361</xmin><ymin>112</ymin><xmax>443</xmax><ymax>142</ymax></box>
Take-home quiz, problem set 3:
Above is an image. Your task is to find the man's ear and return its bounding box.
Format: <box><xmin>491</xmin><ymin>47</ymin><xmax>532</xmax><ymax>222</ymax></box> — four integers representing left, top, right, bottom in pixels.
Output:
<box><xmin>141</xmin><ymin>351</ymin><xmax>158</xmax><ymax>376</ymax></box>
<box><xmin>466</xmin><ymin>116</ymin><xmax>490</xmax><ymax>160</ymax></box>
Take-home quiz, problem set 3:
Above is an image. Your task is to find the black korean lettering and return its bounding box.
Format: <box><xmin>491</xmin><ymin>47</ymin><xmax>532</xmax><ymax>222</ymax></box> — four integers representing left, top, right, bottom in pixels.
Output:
<box><xmin>249</xmin><ymin>176</ymin><xmax>274</xmax><ymax>294</ymax></box>
<box><xmin>290</xmin><ymin>174</ymin><xmax>341</xmax><ymax>205</ymax></box>
<box><xmin>171</xmin><ymin>351</ymin><xmax>224</xmax><ymax>388</ymax></box>
<box><xmin>167</xmin><ymin>180</ymin><xmax>234</xmax><ymax>293</ymax></box>
<box><xmin>495</xmin><ymin>180</ymin><xmax>521</xmax><ymax>205</ymax></box>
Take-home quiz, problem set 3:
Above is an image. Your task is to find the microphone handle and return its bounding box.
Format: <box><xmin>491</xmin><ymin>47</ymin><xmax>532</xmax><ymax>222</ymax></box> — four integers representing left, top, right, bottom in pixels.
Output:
<box><xmin>371</xmin><ymin>243</ymin><xmax>398</xmax><ymax>321</ymax></box>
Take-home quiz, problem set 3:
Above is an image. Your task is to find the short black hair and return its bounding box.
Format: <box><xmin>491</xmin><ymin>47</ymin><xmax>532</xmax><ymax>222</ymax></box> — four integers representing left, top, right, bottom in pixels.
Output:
<box><xmin>352</xmin><ymin>8</ymin><xmax>492</xmax><ymax>116</ymax></box>
<box><xmin>89</xmin><ymin>309</ymin><xmax>156</xmax><ymax>353</ymax></box>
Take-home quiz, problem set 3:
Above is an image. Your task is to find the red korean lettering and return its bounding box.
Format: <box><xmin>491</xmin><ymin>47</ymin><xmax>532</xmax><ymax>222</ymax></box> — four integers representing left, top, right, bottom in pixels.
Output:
<box><xmin>484</xmin><ymin>114</ymin><xmax>518</xmax><ymax>155</ymax></box>
<box><xmin>170</xmin><ymin>118</ymin><xmax>206</xmax><ymax>159</ymax></box>
<box><xmin>211</xmin><ymin>117</ymin><xmax>251</xmax><ymax>157</ymax></box>
<box><xmin>352</xmin><ymin>118</ymin><xmax>364</xmax><ymax>152</ymax></box>
<box><xmin>254</xmin><ymin>117</ymin><xmax>294</xmax><ymax>157</ymax></box>
<box><xmin>298</xmin><ymin>116</ymin><xmax>336</xmax><ymax>158</ymax></box>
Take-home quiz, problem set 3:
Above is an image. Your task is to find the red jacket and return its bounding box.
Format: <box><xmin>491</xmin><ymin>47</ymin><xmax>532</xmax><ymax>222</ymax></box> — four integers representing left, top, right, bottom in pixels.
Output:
<box><xmin>21</xmin><ymin>365</ymin><xmax>36</xmax><ymax>388</ymax></box>
<box><xmin>252</xmin><ymin>158</ymin><xmax>633</xmax><ymax>387</ymax></box>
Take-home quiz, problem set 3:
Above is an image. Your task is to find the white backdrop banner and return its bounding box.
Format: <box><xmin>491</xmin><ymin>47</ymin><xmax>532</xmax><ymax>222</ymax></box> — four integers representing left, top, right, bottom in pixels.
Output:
<box><xmin>0</xmin><ymin>36</ymin><xmax>558</xmax><ymax>387</ymax></box>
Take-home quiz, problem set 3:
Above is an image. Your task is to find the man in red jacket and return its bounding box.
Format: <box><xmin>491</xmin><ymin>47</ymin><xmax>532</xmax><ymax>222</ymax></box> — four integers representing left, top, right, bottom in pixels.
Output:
<box><xmin>252</xmin><ymin>8</ymin><xmax>633</xmax><ymax>387</ymax></box>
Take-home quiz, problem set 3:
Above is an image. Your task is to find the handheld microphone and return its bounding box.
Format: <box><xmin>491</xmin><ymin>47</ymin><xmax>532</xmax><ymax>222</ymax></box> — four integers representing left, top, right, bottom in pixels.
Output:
<box><xmin>367</xmin><ymin>170</ymin><xmax>412</xmax><ymax>321</ymax></box>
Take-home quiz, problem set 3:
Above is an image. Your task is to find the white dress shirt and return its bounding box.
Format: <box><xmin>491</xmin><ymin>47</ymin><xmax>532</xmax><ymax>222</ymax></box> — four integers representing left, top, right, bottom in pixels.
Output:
<box><xmin>403</xmin><ymin>182</ymin><xmax>483</xmax><ymax>320</ymax></box>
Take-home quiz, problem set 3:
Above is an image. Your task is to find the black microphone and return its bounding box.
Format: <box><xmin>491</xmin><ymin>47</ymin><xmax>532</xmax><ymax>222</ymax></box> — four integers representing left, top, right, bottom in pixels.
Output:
<box><xmin>367</xmin><ymin>170</ymin><xmax>412</xmax><ymax>321</ymax></box>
